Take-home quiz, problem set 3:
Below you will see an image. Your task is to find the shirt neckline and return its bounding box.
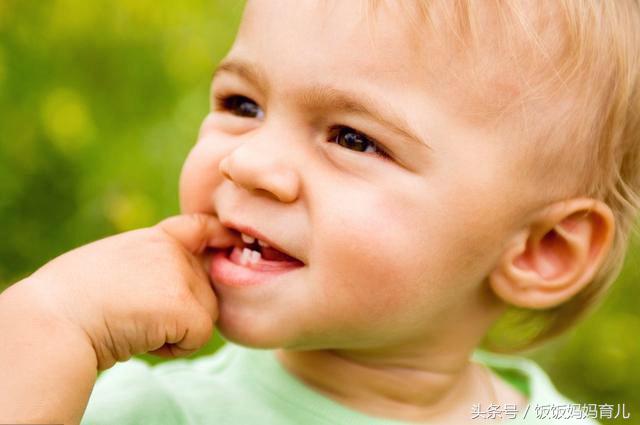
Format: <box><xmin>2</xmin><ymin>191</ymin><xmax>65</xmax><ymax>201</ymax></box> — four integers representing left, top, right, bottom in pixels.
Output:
<box><xmin>225</xmin><ymin>343</ymin><xmax>558</xmax><ymax>424</ymax></box>
<box><xmin>229</xmin><ymin>343</ymin><xmax>418</xmax><ymax>425</ymax></box>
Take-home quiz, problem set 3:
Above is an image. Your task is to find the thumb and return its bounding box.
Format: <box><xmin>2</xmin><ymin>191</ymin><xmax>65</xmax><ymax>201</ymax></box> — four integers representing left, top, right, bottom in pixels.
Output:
<box><xmin>156</xmin><ymin>213</ymin><xmax>237</xmax><ymax>255</ymax></box>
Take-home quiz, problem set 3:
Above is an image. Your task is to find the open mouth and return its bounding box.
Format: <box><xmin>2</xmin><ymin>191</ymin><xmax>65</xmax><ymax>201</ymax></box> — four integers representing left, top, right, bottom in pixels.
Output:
<box><xmin>237</xmin><ymin>235</ymin><xmax>300</xmax><ymax>264</ymax></box>
<box><xmin>224</xmin><ymin>236</ymin><xmax>304</xmax><ymax>271</ymax></box>
<box><xmin>209</xmin><ymin>235</ymin><xmax>304</xmax><ymax>287</ymax></box>
<box><xmin>209</xmin><ymin>221</ymin><xmax>305</xmax><ymax>286</ymax></box>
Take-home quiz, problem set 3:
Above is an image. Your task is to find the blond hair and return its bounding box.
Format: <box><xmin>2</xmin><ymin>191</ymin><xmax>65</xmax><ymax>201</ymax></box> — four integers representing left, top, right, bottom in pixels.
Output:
<box><xmin>366</xmin><ymin>0</ymin><xmax>640</xmax><ymax>352</ymax></box>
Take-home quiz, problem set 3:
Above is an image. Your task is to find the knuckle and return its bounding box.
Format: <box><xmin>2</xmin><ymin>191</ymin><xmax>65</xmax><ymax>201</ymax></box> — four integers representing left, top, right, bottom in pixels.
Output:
<box><xmin>190</xmin><ymin>212</ymin><xmax>208</xmax><ymax>228</ymax></box>
<box><xmin>145</xmin><ymin>229</ymin><xmax>175</xmax><ymax>251</ymax></box>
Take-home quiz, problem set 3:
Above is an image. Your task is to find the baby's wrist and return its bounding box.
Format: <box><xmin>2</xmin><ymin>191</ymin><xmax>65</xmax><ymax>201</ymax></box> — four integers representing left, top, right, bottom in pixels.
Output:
<box><xmin>3</xmin><ymin>276</ymin><xmax>98</xmax><ymax>363</ymax></box>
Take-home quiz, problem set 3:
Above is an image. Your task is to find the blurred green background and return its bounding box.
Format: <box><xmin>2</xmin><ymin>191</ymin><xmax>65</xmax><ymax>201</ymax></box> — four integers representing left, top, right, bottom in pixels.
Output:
<box><xmin>0</xmin><ymin>1</ymin><xmax>638</xmax><ymax>423</ymax></box>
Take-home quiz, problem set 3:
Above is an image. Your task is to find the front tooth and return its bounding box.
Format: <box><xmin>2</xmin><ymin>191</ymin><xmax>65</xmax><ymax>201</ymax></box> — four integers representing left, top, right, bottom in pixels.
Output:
<box><xmin>241</xmin><ymin>233</ymin><xmax>256</xmax><ymax>244</ymax></box>
<box><xmin>250</xmin><ymin>250</ymin><xmax>261</xmax><ymax>264</ymax></box>
<box><xmin>258</xmin><ymin>239</ymin><xmax>270</xmax><ymax>248</ymax></box>
<box><xmin>240</xmin><ymin>248</ymin><xmax>252</xmax><ymax>265</ymax></box>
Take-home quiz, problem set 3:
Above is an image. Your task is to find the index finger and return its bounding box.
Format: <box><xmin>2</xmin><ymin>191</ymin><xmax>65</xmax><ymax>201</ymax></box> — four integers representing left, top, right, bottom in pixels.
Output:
<box><xmin>156</xmin><ymin>213</ymin><xmax>238</xmax><ymax>255</ymax></box>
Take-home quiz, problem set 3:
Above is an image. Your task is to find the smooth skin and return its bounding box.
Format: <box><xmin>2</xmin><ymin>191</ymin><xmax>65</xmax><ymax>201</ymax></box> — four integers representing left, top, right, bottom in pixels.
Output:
<box><xmin>0</xmin><ymin>0</ymin><xmax>615</xmax><ymax>424</ymax></box>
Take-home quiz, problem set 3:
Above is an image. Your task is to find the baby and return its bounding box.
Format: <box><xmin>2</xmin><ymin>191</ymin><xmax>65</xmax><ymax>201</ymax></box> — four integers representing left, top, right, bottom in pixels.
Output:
<box><xmin>1</xmin><ymin>0</ymin><xmax>639</xmax><ymax>424</ymax></box>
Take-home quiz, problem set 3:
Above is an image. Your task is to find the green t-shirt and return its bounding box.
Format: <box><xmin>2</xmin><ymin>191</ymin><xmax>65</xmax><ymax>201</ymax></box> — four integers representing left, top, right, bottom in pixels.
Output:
<box><xmin>81</xmin><ymin>342</ymin><xmax>601</xmax><ymax>424</ymax></box>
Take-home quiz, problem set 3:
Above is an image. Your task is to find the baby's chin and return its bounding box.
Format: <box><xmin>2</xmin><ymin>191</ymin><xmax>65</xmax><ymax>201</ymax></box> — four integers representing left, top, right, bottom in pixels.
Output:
<box><xmin>214</xmin><ymin>306</ymin><xmax>347</xmax><ymax>351</ymax></box>
<box><xmin>215</xmin><ymin>313</ymin><xmax>385</xmax><ymax>354</ymax></box>
<box><xmin>214</xmin><ymin>305</ymin><xmax>300</xmax><ymax>349</ymax></box>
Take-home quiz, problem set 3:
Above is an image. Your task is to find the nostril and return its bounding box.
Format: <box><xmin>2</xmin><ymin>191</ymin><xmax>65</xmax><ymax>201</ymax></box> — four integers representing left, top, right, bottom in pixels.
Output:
<box><xmin>252</xmin><ymin>188</ymin><xmax>271</xmax><ymax>197</ymax></box>
<box><xmin>219</xmin><ymin>157</ymin><xmax>233</xmax><ymax>180</ymax></box>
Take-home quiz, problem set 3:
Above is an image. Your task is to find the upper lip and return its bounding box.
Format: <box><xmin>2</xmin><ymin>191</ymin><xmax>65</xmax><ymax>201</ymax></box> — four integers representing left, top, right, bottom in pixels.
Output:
<box><xmin>219</xmin><ymin>220</ymin><xmax>304</xmax><ymax>264</ymax></box>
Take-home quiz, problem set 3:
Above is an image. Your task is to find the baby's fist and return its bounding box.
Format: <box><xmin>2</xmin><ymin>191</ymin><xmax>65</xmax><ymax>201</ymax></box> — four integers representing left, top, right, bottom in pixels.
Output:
<box><xmin>25</xmin><ymin>213</ymin><xmax>238</xmax><ymax>370</ymax></box>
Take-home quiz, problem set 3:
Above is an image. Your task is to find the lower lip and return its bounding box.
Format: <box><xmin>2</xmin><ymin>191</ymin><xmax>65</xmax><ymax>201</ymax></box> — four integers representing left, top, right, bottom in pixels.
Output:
<box><xmin>210</xmin><ymin>246</ymin><xmax>304</xmax><ymax>287</ymax></box>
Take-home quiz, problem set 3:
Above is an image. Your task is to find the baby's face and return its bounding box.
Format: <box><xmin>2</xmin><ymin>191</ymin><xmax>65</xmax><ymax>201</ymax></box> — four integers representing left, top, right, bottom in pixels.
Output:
<box><xmin>180</xmin><ymin>0</ymin><xmax>536</xmax><ymax>349</ymax></box>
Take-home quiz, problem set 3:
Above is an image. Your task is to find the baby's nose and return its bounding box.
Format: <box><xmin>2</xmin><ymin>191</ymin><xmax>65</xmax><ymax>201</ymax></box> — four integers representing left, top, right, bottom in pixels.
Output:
<box><xmin>218</xmin><ymin>142</ymin><xmax>300</xmax><ymax>203</ymax></box>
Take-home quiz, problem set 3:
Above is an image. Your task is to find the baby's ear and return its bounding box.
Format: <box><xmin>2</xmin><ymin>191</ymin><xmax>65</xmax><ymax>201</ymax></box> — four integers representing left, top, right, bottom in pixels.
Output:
<box><xmin>489</xmin><ymin>198</ymin><xmax>615</xmax><ymax>309</ymax></box>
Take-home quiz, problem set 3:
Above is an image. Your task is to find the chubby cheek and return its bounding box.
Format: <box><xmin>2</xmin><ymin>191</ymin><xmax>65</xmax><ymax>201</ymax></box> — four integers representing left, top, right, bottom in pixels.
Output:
<box><xmin>178</xmin><ymin>131</ymin><xmax>225</xmax><ymax>214</ymax></box>
<box><xmin>312</xmin><ymin>191</ymin><xmax>433</xmax><ymax>328</ymax></box>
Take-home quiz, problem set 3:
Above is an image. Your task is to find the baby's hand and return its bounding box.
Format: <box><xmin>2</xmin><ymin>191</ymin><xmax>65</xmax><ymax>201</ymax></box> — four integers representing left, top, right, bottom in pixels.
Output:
<box><xmin>20</xmin><ymin>213</ymin><xmax>238</xmax><ymax>370</ymax></box>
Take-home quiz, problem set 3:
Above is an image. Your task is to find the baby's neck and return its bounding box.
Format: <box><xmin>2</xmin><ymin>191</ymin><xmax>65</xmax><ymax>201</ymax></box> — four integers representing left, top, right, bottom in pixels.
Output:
<box><xmin>274</xmin><ymin>344</ymin><xmax>525</xmax><ymax>424</ymax></box>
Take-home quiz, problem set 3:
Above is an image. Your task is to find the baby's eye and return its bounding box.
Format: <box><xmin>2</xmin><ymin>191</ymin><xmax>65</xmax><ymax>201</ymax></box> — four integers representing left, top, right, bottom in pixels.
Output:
<box><xmin>216</xmin><ymin>94</ymin><xmax>264</xmax><ymax>119</ymax></box>
<box><xmin>329</xmin><ymin>126</ymin><xmax>389</xmax><ymax>159</ymax></box>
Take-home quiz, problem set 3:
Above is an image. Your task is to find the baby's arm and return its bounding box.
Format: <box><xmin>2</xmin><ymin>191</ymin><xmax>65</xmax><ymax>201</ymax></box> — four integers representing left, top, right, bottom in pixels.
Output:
<box><xmin>0</xmin><ymin>214</ymin><xmax>238</xmax><ymax>424</ymax></box>
<box><xmin>0</xmin><ymin>280</ymin><xmax>98</xmax><ymax>424</ymax></box>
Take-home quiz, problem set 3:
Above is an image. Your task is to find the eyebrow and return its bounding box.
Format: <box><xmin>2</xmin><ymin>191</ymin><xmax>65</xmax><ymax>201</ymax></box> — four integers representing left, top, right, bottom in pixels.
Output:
<box><xmin>212</xmin><ymin>59</ymin><xmax>432</xmax><ymax>151</ymax></box>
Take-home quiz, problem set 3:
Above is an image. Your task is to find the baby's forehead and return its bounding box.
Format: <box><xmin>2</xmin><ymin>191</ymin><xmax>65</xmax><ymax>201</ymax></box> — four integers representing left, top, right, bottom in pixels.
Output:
<box><xmin>242</xmin><ymin>1</ymin><xmax>563</xmax><ymax>112</ymax></box>
<box><xmin>238</xmin><ymin>0</ymin><xmax>590</xmax><ymax>154</ymax></box>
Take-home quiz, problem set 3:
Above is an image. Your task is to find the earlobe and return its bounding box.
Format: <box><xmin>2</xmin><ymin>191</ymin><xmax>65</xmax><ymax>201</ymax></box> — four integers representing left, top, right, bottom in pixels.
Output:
<box><xmin>489</xmin><ymin>198</ymin><xmax>615</xmax><ymax>309</ymax></box>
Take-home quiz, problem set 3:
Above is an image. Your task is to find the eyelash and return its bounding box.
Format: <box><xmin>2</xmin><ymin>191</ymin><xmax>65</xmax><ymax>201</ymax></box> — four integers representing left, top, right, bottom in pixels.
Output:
<box><xmin>214</xmin><ymin>93</ymin><xmax>264</xmax><ymax>119</ymax></box>
<box><xmin>213</xmin><ymin>93</ymin><xmax>391</xmax><ymax>160</ymax></box>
